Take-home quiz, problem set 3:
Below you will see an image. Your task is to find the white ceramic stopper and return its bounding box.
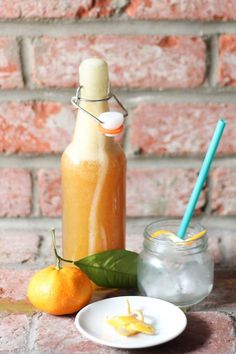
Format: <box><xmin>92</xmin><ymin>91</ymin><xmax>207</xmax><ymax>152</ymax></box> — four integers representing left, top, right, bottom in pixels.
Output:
<box><xmin>99</xmin><ymin>112</ymin><xmax>124</xmax><ymax>136</ymax></box>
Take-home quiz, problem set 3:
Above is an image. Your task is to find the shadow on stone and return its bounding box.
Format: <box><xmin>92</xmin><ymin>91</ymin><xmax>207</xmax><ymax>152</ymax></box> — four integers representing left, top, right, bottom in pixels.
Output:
<box><xmin>162</xmin><ymin>313</ymin><xmax>211</xmax><ymax>353</ymax></box>
<box><xmin>130</xmin><ymin>312</ymin><xmax>211</xmax><ymax>354</ymax></box>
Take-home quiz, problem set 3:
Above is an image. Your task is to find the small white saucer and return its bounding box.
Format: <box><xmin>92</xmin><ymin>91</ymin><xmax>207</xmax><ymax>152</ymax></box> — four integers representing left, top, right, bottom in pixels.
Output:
<box><xmin>75</xmin><ymin>296</ymin><xmax>187</xmax><ymax>349</ymax></box>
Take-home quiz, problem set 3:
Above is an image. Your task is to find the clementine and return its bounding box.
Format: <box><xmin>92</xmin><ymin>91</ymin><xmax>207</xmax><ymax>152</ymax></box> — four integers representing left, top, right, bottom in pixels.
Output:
<box><xmin>27</xmin><ymin>265</ymin><xmax>92</xmax><ymax>315</ymax></box>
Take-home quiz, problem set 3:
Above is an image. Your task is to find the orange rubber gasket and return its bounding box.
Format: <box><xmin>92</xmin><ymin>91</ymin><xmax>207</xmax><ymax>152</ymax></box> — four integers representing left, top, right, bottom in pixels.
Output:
<box><xmin>98</xmin><ymin>124</ymin><xmax>124</xmax><ymax>135</ymax></box>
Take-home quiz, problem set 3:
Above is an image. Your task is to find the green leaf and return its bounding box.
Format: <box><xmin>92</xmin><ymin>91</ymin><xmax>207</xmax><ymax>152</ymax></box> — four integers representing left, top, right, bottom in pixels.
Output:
<box><xmin>74</xmin><ymin>250</ymin><xmax>138</xmax><ymax>289</ymax></box>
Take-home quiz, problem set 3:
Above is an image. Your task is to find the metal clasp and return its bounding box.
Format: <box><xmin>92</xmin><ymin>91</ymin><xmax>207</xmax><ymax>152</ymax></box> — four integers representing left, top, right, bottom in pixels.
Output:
<box><xmin>71</xmin><ymin>86</ymin><xmax>128</xmax><ymax>123</ymax></box>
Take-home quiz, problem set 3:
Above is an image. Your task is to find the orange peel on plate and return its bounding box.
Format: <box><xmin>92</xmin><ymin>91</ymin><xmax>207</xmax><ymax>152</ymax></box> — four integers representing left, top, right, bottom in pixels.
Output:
<box><xmin>106</xmin><ymin>299</ymin><xmax>155</xmax><ymax>337</ymax></box>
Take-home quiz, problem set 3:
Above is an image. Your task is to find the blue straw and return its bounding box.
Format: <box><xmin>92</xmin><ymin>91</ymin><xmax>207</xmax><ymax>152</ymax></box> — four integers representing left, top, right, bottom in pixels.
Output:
<box><xmin>177</xmin><ymin>119</ymin><xmax>226</xmax><ymax>239</ymax></box>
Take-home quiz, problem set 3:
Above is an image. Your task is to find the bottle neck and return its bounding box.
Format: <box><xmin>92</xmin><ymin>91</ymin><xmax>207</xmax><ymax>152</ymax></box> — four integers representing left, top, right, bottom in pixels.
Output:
<box><xmin>73</xmin><ymin>98</ymin><xmax>109</xmax><ymax>139</ymax></box>
<box><xmin>71</xmin><ymin>100</ymin><xmax>112</xmax><ymax>160</ymax></box>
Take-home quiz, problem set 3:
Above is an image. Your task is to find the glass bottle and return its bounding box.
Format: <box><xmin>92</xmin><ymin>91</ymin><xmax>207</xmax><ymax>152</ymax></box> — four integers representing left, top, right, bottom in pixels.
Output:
<box><xmin>61</xmin><ymin>58</ymin><xmax>126</xmax><ymax>260</ymax></box>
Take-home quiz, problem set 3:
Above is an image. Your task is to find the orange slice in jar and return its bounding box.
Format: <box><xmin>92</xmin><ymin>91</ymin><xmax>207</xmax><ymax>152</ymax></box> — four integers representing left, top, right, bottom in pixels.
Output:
<box><xmin>151</xmin><ymin>229</ymin><xmax>180</xmax><ymax>242</ymax></box>
<box><xmin>183</xmin><ymin>229</ymin><xmax>207</xmax><ymax>245</ymax></box>
<box><xmin>151</xmin><ymin>229</ymin><xmax>207</xmax><ymax>245</ymax></box>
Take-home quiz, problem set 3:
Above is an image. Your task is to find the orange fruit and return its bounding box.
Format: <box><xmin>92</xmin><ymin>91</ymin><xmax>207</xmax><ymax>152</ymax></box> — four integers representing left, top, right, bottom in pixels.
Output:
<box><xmin>27</xmin><ymin>265</ymin><xmax>93</xmax><ymax>315</ymax></box>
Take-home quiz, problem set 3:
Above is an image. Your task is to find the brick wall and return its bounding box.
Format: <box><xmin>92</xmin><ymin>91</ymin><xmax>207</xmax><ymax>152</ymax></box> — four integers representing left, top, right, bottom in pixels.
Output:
<box><xmin>1</xmin><ymin>0</ymin><xmax>236</xmax><ymax>253</ymax></box>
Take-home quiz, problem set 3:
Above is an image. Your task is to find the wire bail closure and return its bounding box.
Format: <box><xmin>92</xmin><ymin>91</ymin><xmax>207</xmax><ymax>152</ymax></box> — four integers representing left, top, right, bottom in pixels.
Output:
<box><xmin>71</xmin><ymin>86</ymin><xmax>128</xmax><ymax>137</ymax></box>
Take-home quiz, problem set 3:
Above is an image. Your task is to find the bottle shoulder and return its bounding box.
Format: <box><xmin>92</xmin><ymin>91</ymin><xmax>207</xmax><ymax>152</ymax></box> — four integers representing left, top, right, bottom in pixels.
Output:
<box><xmin>61</xmin><ymin>141</ymin><xmax>126</xmax><ymax>168</ymax></box>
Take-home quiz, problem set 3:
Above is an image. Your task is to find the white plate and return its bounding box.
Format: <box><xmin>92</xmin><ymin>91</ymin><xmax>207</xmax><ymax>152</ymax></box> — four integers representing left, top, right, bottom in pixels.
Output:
<box><xmin>75</xmin><ymin>296</ymin><xmax>187</xmax><ymax>349</ymax></box>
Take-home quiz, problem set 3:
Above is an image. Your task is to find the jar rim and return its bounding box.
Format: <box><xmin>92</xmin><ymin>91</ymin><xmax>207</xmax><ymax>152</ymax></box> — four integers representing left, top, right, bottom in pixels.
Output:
<box><xmin>143</xmin><ymin>218</ymin><xmax>207</xmax><ymax>252</ymax></box>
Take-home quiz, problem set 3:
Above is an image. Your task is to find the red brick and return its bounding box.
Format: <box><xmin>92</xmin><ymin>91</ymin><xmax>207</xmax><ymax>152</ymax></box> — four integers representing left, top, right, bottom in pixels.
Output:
<box><xmin>130</xmin><ymin>104</ymin><xmax>235</xmax><ymax>156</ymax></box>
<box><xmin>126</xmin><ymin>0</ymin><xmax>236</xmax><ymax>20</ymax></box>
<box><xmin>0</xmin><ymin>37</ymin><xmax>23</xmax><ymax>88</ymax></box>
<box><xmin>0</xmin><ymin>231</ymin><xmax>40</xmax><ymax>264</ymax></box>
<box><xmin>0</xmin><ymin>102</ymin><xmax>75</xmax><ymax>154</ymax></box>
<box><xmin>0</xmin><ymin>269</ymin><xmax>33</xmax><ymax>302</ymax></box>
<box><xmin>167</xmin><ymin>311</ymin><xmax>236</xmax><ymax>354</ymax></box>
<box><xmin>38</xmin><ymin>169</ymin><xmax>61</xmax><ymax>217</ymax></box>
<box><xmin>2</xmin><ymin>0</ymin><xmax>236</xmax><ymax>21</ymax></box>
<box><xmin>33</xmin><ymin>311</ymin><xmax>236</xmax><ymax>354</ymax></box>
<box><xmin>33</xmin><ymin>36</ymin><xmax>206</xmax><ymax>89</ymax></box>
<box><xmin>0</xmin><ymin>169</ymin><xmax>32</xmax><ymax>217</ymax></box>
<box><xmin>211</xmin><ymin>167</ymin><xmax>236</xmax><ymax>215</ymax></box>
<box><xmin>0</xmin><ymin>313</ymin><xmax>30</xmax><ymax>353</ymax></box>
<box><xmin>0</xmin><ymin>1</ymin><xmax>124</xmax><ymax>19</ymax></box>
<box><xmin>127</xmin><ymin>168</ymin><xmax>206</xmax><ymax>217</ymax></box>
<box><xmin>218</xmin><ymin>35</ymin><xmax>236</xmax><ymax>86</ymax></box>
<box><xmin>34</xmin><ymin>313</ymin><xmax>105</xmax><ymax>353</ymax></box>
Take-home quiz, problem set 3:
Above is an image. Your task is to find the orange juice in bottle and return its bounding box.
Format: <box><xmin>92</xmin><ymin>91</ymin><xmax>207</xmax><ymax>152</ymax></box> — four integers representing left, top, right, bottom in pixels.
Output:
<box><xmin>61</xmin><ymin>58</ymin><xmax>126</xmax><ymax>260</ymax></box>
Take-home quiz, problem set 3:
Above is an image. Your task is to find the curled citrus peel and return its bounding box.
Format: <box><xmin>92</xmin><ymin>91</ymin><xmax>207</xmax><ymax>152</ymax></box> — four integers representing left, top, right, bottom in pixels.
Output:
<box><xmin>151</xmin><ymin>229</ymin><xmax>179</xmax><ymax>242</ymax></box>
<box><xmin>151</xmin><ymin>229</ymin><xmax>207</xmax><ymax>246</ymax></box>
<box><xmin>106</xmin><ymin>299</ymin><xmax>155</xmax><ymax>337</ymax></box>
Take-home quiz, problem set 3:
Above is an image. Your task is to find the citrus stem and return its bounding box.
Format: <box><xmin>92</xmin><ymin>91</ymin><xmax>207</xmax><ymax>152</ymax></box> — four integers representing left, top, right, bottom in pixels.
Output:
<box><xmin>56</xmin><ymin>255</ymin><xmax>61</xmax><ymax>270</ymax></box>
<box><xmin>51</xmin><ymin>228</ymin><xmax>74</xmax><ymax>268</ymax></box>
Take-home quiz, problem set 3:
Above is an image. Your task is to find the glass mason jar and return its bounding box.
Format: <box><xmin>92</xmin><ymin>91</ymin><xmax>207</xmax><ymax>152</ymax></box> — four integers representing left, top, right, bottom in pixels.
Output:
<box><xmin>137</xmin><ymin>219</ymin><xmax>214</xmax><ymax>308</ymax></box>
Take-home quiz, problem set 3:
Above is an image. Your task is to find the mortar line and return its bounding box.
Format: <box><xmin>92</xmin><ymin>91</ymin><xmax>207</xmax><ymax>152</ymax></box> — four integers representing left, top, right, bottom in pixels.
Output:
<box><xmin>205</xmin><ymin>171</ymin><xmax>214</xmax><ymax>216</ymax></box>
<box><xmin>0</xmin><ymin>215</ymin><xmax>236</xmax><ymax>230</ymax></box>
<box><xmin>0</xmin><ymin>217</ymin><xmax>61</xmax><ymax>230</ymax></box>
<box><xmin>0</xmin><ymin>259</ymin><xmax>49</xmax><ymax>270</ymax></box>
<box><xmin>19</xmin><ymin>37</ymin><xmax>34</xmax><ymax>89</ymax></box>
<box><xmin>2</xmin><ymin>88</ymin><xmax>236</xmax><ymax>103</ymax></box>
<box><xmin>124</xmin><ymin>104</ymin><xmax>134</xmax><ymax>155</ymax></box>
<box><xmin>127</xmin><ymin>157</ymin><xmax>236</xmax><ymax>168</ymax></box>
<box><xmin>218</xmin><ymin>233</ymin><xmax>229</xmax><ymax>265</ymax></box>
<box><xmin>0</xmin><ymin>155</ymin><xmax>61</xmax><ymax>168</ymax></box>
<box><xmin>31</xmin><ymin>168</ymin><xmax>40</xmax><ymax>217</ymax></box>
<box><xmin>1</xmin><ymin>155</ymin><xmax>236</xmax><ymax>168</ymax></box>
<box><xmin>17</xmin><ymin>37</ymin><xmax>27</xmax><ymax>87</ymax></box>
<box><xmin>27</xmin><ymin>313</ymin><xmax>42</xmax><ymax>352</ymax></box>
<box><xmin>209</xmin><ymin>34</ymin><xmax>219</xmax><ymax>88</ymax></box>
<box><xmin>204</xmin><ymin>36</ymin><xmax>212</xmax><ymax>87</ymax></box>
<box><xmin>1</xmin><ymin>20</ymin><xmax>236</xmax><ymax>36</ymax></box>
<box><xmin>34</xmin><ymin>233</ymin><xmax>44</xmax><ymax>261</ymax></box>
